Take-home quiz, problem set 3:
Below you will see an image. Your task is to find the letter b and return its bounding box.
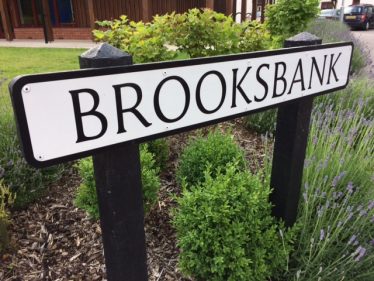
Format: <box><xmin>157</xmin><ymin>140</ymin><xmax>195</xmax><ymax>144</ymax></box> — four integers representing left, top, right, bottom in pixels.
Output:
<box><xmin>69</xmin><ymin>89</ymin><xmax>108</xmax><ymax>143</ymax></box>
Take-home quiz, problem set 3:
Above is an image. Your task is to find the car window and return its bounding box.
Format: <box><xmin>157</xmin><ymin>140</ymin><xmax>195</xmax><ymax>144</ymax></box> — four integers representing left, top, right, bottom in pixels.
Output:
<box><xmin>345</xmin><ymin>6</ymin><xmax>363</xmax><ymax>14</ymax></box>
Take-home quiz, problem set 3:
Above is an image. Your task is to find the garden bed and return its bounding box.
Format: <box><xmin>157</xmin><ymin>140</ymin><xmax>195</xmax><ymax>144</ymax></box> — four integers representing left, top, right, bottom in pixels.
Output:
<box><xmin>0</xmin><ymin>119</ymin><xmax>265</xmax><ymax>281</ymax></box>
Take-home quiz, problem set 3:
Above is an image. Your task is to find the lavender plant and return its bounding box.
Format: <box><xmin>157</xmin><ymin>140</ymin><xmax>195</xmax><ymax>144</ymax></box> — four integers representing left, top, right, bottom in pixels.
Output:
<box><xmin>285</xmin><ymin>81</ymin><xmax>374</xmax><ymax>280</ymax></box>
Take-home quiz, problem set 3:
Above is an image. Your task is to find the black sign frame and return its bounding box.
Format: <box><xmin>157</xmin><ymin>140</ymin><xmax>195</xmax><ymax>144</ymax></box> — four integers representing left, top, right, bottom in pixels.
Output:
<box><xmin>10</xmin><ymin>42</ymin><xmax>353</xmax><ymax>168</ymax></box>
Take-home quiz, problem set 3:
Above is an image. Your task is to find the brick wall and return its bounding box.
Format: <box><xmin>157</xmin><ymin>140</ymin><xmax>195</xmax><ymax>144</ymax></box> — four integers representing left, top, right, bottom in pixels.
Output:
<box><xmin>53</xmin><ymin>28</ymin><xmax>92</xmax><ymax>40</ymax></box>
<box><xmin>14</xmin><ymin>27</ymin><xmax>92</xmax><ymax>40</ymax></box>
<box><xmin>14</xmin><ymin>28</ymin><xmax>44</xmax><ymax>40</ymax></box>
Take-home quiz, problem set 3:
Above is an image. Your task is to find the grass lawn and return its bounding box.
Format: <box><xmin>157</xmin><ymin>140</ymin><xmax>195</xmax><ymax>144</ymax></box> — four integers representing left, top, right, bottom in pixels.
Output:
<box><xmin>0</xmin><ymin>47</ymin><xmax>86</xmax><ymax>110</ymax></box>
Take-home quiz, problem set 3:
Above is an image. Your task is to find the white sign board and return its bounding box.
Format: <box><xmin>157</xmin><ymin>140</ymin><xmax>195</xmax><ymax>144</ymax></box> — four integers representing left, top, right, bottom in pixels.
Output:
<box><xmin>10</xmin><ymin>43</ymin><xmax>353</xmax><ymax>167</ymax></box>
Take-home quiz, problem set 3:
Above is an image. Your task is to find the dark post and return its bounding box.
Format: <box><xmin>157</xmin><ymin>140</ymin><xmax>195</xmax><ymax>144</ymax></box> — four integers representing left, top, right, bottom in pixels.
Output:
<box><xmin>270</xmin><ymin>32</ymin><xmax>322</xmax><ymax>227</ymax></box>
<box><xmin>79</xmin><ymin>43</ymin><xmax>148</xmax><ymax>281</ymax></box>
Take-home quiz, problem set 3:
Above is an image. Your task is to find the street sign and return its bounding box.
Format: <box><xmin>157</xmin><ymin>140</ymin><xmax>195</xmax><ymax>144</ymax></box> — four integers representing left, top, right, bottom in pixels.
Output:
<box><xmin>10</xmin><ymin>42</ymin><xmax>353</xmax><ymax>168</ymax></box>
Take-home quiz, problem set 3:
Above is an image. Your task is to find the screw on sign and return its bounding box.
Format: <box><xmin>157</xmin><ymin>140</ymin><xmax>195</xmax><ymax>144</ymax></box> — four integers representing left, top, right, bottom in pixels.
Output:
<box><xmin>9</xmin><ymin>33</ymin><xmax>353</xmax><ymax>280</ymax></box>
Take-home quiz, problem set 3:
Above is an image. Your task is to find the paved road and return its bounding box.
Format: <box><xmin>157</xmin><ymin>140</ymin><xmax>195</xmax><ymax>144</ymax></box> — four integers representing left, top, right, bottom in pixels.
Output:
<box><xmin>351</xmin><ymin>29</ymin><xmax>374</xmax><ymax>74</ymax></box>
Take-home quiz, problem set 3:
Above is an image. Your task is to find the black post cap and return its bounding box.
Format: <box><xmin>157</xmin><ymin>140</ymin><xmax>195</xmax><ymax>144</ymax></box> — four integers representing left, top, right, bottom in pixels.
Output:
<box><xmin>79</xmin><ymin>43</ymin><xmax>132</xmax><ymax>69</ymax></box>
<box><xmin>284</xmin><ymin>32</ymin><xmax>322</xmax><ymax>48</ymax></box>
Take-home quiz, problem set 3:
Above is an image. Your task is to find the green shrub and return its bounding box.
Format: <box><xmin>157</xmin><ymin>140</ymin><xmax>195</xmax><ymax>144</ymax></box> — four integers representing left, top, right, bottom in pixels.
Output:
<box><xmin>140</xmin><ymin>144</ymin><xmax>161</xmax><ymax>213</ymax></box>
<box><xmin>74</xmin><ymin>158</ymin><xmax>98</xmax><ymax>219</ymax></box>
<box><xmin>177</xmin><ymin>131</ymin><xmax>246</xmax><ymax>187</ymax></box>
<box><xmin>142</xmin><ymin>139</ymin><xmax>169</xmax><ymax>172</ymax></box>
<box><xmin>0</xmin><ymin>111</ymin><xmax>64</xmax><ymax>209</ymax></box>
<box><xmin>244</xmin><ymin>109</ymin><xmax>277</xmax><ymax>134</ymax></box>
<box><xmin>285</xmin><ymin>79</ymin><xmax>374</xmax><ymax>280</ymax></box>
<box><xmin>306</xmin><ymin>19</ymin><xmax>369</xmax><ymax>73</ymax></box>
<box><xmin>0</xmin><ymin>180</ymin><xmax>15</xmax><ymax>253</ymax></box>
<box><xmin>266</xmin><ymin>0</ymin><xmax>319</xmax><ymax>39</ymax></box>
<box><xmin>93</xmin><ymin>15</ymin><xmax>177</xmax><ymax>63</ymax></box>
<box><xmin>169</xmin><ymin>9</ymin><xmax>270</xmax><ymax>58</ymax></box>
<box><xmin>93</xmin><ymin>9</ymin><xmax>271</xmax><ymax>62</ymax></box>
<box><xmin>75</xmin><ymin>145</ymin><xmax>160</xmax><ymax>219</ymax></box>
<box><xmin>173</xmin><ymin>165</ymin><xmax>291</xmax><ymax>281</ymax></box>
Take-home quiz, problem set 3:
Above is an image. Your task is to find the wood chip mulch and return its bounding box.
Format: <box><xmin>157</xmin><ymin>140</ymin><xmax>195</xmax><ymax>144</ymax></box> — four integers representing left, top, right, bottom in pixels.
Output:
<box><xmin>0</xmin><ymin>119</ymin><xmax>265</xmax><ymax>281</ymax></box>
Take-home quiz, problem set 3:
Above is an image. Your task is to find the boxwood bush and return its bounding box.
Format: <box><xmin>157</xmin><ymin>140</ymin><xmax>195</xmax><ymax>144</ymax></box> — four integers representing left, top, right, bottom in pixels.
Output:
<box><xmin>142</xmin><ymin>139</ymin><xmax>169</xmax><ymax>172</ymax></box>
<box><xmin>176</xmin><ymin>131</ymin><xmax>246</xmax><ymax>187</ymax></box>
<box><xmin>173</xmin><ymin>165</ymin><xmax>291</xmax><ymax>281</ymax></box>
<box><xmin>74</xmin><ymin>145</ymin><xmax>160</xmax><ymax>219</ymax></box>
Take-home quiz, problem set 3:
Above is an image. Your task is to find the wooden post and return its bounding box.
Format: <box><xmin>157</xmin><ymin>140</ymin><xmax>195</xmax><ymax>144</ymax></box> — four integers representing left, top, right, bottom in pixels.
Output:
<box><xmin>260</xmin><ymin>0</ymin><xmax>265</xmax><ymax>23</ymax></box>
<box><xmin>79</xmin><ymin>43</ymin><xmax>148</xmax><ymax>281</ymax></box>
<box><xmin>41</xmin><ymin>0</ymin><xmax>54</xmax><ymax>42</ymax></box>
<box><xmin>270</xmin><ymin>33</ymin><xmax>322</xmax><ymax>227</ymax></box>
<box><xmin>87</xmin><ymin>0</ymin><xmax>95</xmax><ymax>29</ymax></box>
<box><xmin>206</xmin><ymin>0</ymin><xmax>214</xmax><ymax>10</ymax></box>
<box><xmin>226</xmin><ymin>0</ymin><xmax>234</xmax><ymax>16</ymax></box>
<box><xmin>142</xmin><ymin>0</ymin><xmax>151</xmax><ymax>22</ymax></box>
<box><xmin>251</xmin><ymin>0</ymin><xmax>256</xmax><ymax>20</ymax></box>
<box><xmin>0</xmin><ymin>0</ymin><xmax>14</xmax><ymax>41</ymax></box>
<box><xmin>241</xmin><ymin>0</ymin><xmax>247</xmax><ymax>22</ymax></box>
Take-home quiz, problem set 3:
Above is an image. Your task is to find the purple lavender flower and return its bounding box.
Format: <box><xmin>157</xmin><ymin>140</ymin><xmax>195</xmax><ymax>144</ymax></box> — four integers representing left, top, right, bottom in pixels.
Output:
<box><xmin>303</xmin><ymin>192</ymin><xmax>308</xmax><ymax>202</ymax></box>
<box><xmin>371</xmin><ymin>239</ymin><xmax>374</xmax><ymax>247</ymax></box>
<box><xmin>348</xmin><ymin>235</ymin><xmax>357</xmax><ymax>245</ymax></box>
<box><xmin>346</xmin><ymin>212</ymin><xmax>354</xmax><ymax>222</ymax></box>
<box><xmin>325</xmin><ymin>200</ymin><xmax>330</xmax><ymax>209</ymax></box>
<box><xmin>320</xmin><ymin>229</ymin><xmax>325</xmax><ymax>241</ymax></box>
<box><xmin>370</xmin><ymin>216</ymin><xmax>374</xmax><ymax>223</ymax></box>
<box><xmin>368</xmin><ymin>200</ymin><xmax>374</xmax><ymax>210</ymax></box>
<box><xmin>359</xmin><ymin>210</ymin><xmax>367</xmax><ymax>217</ymax></box>
<box><xmin>332</xmin><ymin>172</ymin><xmax>347</xmax><ymax>187</ymax></box>
<box><xmin>354</xmin><ymin>246</ymin><xmax>366</xmax><ymax>262</ymax></box>
<box><xmin>347</xmin><ymin>182</ymin><xmax>354</xmax><ymax>193</ymax></box>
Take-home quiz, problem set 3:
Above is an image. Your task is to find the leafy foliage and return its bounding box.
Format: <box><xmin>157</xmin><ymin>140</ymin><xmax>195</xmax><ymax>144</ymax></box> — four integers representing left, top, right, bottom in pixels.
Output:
<box><xmin>168</xmin><ymin>9</ymin><xmax>270</xmax><ymax>58</ymax></box>
<box><xmin>142</xmin><ymin>139</ymin><xmax>169</xmax><ymax>172</ymax></box>
<box><xmin>93</xmin><ymin>9</ymin><xmax>271</xmax><ymax>62</ymax></box>
<box><xmin>177</xmin><ymin>131</ymin><xmax>246</xmax><ymax>187</ymax></box>
<box><xmin>0</xmin><ymin>180</ymin><xmax>15</xmax><ymax>253</ymax></box>
<box><xmin>74</xmin><ymin>145</ymin><xmax>160</xmax><ymax>219</ymax></box>
<box><xmin>93</xmin><ymin>15</ymin><xmax>177</xmax><ymax>63</ymax></box>
<box><xmin>173</xmin><ymin>165</ymin><xmax>292</xmax><ymax>281</ymax></box>
<box><xmin>266</xmin><ymin>0</ymin><xmax>320</xmax><ymax>39</ymax></box>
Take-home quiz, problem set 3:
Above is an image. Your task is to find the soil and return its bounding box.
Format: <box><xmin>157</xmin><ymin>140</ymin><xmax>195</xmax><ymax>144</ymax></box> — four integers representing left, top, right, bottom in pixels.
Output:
<box><xmin>0</xmin><ymin>119</ymin><xmax>266</xmax><ymax>281</ymax></box>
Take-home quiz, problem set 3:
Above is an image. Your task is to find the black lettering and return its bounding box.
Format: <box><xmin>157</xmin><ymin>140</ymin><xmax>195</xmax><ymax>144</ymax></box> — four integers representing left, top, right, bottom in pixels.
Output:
<box><xmin>255</xmin><ymin>64</ymin><xmax>270</xmax><ymax>102</ymax></box>
<box><xmin>113</xmin><ymin>83</ymin><xmax>151</xmax><ymax>134</ymax></box>
<box><xmin>231</xmin><ymin>67</ymin><xmax>251</xmax><ymax>108</ymax></box>
<box><xmin>69</xmin><ymin>88</ymin><xmax>108</xmax><ymax>143</ymax></box>
<box><xmin>196</xmin><ymin>71</ymin><xmax>226</xmax><ymax>114</ymax></box>
<box><xmin>308</xmin><ymin>55</ymin><xmax>327</xmax><ymax>89</ymax></box>
<box><xmin>287</xmin><ymin>59</ymin><xmax>305</xmax><ymax>94</ymax></box>
<box><xmin>327</xmin><ymin>52</ymin><xmax>341</xmax><ymax>84</ymax></box>
<box><xmin>273</xmin><ymin>62</ymin><xmax>287</xmax><ymax>98</ymax></box>
<box><xmin>154</xmin><ymin>76</ymin><xmax>190</xmax><ymax>123</ymax></box>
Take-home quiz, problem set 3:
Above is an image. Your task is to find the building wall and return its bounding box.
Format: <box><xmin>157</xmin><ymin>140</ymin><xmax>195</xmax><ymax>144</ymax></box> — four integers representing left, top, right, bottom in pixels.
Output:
<box><xmin>14</xmin><ymin>27</ymin><xmax>91</xmax><ymax>40</ymax></box>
